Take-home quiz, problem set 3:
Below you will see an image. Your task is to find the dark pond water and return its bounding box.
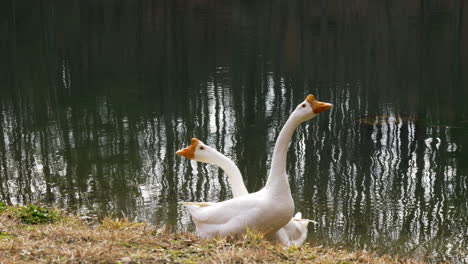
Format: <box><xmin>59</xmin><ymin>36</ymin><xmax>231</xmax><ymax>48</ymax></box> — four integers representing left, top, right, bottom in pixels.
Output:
<box><xmin>1</xmin><ymin>1</ymin><xmax>468</xmax><ymax>263</ymax></box>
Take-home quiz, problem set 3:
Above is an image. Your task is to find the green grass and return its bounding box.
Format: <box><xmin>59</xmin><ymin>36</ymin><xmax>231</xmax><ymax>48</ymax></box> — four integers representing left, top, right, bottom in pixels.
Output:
<box><xmin>0</xmin><ymin>203</ymin><xmax>62</xmax><ymax>224</ymax></box>
<box><xmin>0</xmin><ymin>202</ymin><xmax>7</xmax><ymax>213</ymax></box>
<box><xmin>17</xmin><ymin>204</ymin><xmax>62</xmax><ymax>224</ymax></box>
<box><xmin>0</xmin><ymin>232</ymin><xmax>13</xmax><ymax>240</ymax></box>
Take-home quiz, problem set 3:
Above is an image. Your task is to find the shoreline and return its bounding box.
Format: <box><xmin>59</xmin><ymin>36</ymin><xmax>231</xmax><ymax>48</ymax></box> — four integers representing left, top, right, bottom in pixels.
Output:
<box><xmin>0</xmin><ymin>204</ymin><xmax>425</xmax><ymax>263</ymax></box>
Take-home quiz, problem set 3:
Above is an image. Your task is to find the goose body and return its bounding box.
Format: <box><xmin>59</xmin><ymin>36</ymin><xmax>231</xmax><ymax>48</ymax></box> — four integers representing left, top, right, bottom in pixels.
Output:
<box><xmin>177</xmin><ymin>139</ymin><xmax>314</xmax><ymax>246</ymax></box>
<box><xmin>183</xmin><ymin>188</ymin><xmax>292</xmax><ymax>238</ymax></box>
<box><xmin>177</xmin><ymin>95</ymin><xmax>332</xmax><ymax>239</ymax></box>
<box><xmin>273</xmin><ymin>213</ymin><xmax>316</xmax><ymax>246</ymax></box>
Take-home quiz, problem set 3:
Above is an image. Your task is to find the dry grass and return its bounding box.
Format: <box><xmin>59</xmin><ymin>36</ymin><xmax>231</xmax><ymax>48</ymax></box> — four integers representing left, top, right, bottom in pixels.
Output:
<box><xmin>0</xmin><ymin>211</ymin><xmax>426</xmax><ymax>264</ymax></box>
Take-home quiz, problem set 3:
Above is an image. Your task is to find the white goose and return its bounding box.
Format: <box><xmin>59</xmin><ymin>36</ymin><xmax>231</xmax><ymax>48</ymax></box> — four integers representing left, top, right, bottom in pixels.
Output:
<box><xmin>176</xmin><ymin>138</ymin><xmax>315</xmax><ymax>246</ymax></box>
<box><xmin>177</xmin><ymin>95</ymin><xmax>332</xmax><ymax>239</ymax></box>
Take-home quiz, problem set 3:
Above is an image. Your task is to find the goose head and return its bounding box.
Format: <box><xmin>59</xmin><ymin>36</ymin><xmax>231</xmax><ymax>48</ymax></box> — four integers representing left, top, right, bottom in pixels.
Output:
<box><xmin>293</xmin><ymin>94</ymin><xmax>333</xmax><ymax>122</ymax></box>
<box><xmin>176</xmin><ymin>138</ymin><xmax>214</xmax><ymax>164</ymax></box>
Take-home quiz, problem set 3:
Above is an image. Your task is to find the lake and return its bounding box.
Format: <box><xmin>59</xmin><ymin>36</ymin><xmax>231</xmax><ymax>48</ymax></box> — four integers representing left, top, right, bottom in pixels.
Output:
<box><xmin>0</xmin><ymin>1</ymin><xmax>467</xmax><ymax>263</ymax></box>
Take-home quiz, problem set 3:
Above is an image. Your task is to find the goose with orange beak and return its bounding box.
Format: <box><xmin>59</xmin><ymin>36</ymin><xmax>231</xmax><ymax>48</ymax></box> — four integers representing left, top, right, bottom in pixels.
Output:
<box><xmin>177</xmin><ymin>94</ymin><xmax>332</xmax><ymax>239</ymax></box>
<box><xmin>177</xmin><ymin>138</ymin><xmax>317</xmax><ymax>246</ymax></box>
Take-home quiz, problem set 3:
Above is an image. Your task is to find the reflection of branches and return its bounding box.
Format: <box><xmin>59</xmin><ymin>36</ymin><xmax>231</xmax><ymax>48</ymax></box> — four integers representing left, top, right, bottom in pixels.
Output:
<box><xmin>0</xmin><ymin>101</ymin><xmax>12</xmax><ymax>205</ymax></box>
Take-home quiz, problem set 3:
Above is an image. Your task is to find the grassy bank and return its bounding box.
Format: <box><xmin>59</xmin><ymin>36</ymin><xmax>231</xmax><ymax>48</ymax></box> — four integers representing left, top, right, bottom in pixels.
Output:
<box><xmin>0</xmin><ymin>204</ymin><xmax>424</xmax><ymax>264</ymax></box>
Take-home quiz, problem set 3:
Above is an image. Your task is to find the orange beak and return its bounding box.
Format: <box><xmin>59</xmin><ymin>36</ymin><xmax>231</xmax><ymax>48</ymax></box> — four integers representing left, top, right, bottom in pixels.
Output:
<box><xmin>176</xmin><ymin>138</ymin><xmax>199</xmax><ymax>159</ymax></box>
<box><xmin>306</xmin><ymin>94</ymin><xmax>333</xmax><ymax>114</ymax></box>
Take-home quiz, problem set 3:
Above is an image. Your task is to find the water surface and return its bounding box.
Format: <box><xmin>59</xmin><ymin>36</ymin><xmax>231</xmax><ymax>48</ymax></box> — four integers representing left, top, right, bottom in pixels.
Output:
<box><xmin>0</xmin><ymin>1</ymin><xmax>467</xmax><ymax>263</ymax></box>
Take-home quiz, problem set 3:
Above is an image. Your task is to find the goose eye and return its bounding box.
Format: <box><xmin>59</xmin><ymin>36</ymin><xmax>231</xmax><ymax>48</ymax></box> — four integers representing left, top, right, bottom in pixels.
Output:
<box><xmin>200</xmin><ymin>146</ymin><xmax>204</xmax><ymax>150</ymax></box>
<box><xmin>301</xmin><ymin>104</ymin><xmax>306</xmax><ymax>108</ymax></box>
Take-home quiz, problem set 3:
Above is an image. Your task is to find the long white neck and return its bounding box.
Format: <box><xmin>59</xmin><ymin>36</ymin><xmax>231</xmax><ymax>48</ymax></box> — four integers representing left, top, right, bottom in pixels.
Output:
<box><xmin>210</xmin><ymin>150</ymin><xmax>248</xmax><ymax>197</ymax></box>
<box><xmin>265</xmin><ymin>112</ymin><xmax>302</xmax><ymax>191</ymax></box>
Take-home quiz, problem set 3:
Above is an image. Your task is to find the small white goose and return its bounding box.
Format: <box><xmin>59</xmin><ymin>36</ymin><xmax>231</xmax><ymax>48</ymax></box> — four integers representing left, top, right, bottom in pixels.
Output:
<box><xmin>177</xmin><ymin>95</ymin><xmax>332</xmax><ymax>239</ymax></box>
<box><xmin>176</xmin><ymin>138</ymin><xmax>315</xmax><ymax>246</ymax></box>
